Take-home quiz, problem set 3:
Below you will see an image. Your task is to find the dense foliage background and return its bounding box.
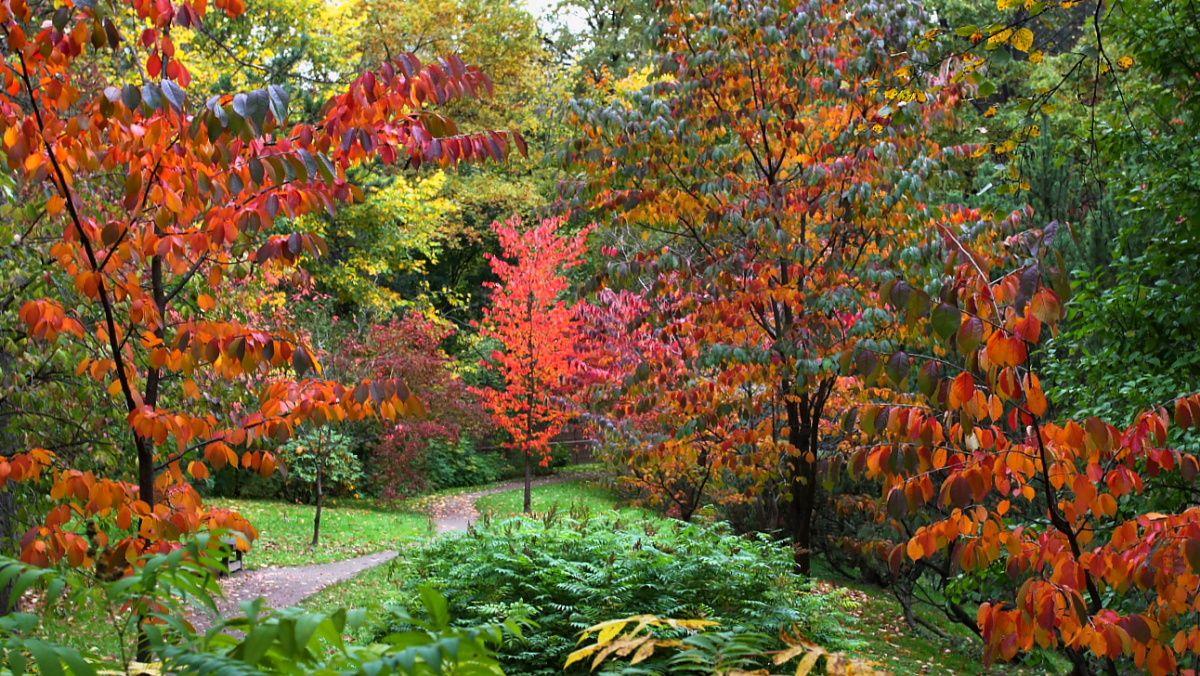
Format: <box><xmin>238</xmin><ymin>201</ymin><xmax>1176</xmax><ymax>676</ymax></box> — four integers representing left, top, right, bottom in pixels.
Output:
<box><xmin>3</xmin><ymin>0</ymin><xmax>1200</xmax><ymax>672</ymax></box>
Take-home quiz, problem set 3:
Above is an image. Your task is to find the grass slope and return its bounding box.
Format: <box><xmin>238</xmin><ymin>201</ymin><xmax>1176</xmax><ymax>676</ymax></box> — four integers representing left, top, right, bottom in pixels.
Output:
<box><xmin>213</xmin><ymin>497</ymin><xmax>431</xmax><ymax>569</ymax></box>
<box><xmin>474</xmin><ymin>477</ymin><xmax>650</xmax><ymax>519</ymax></box>
<box><xmin>817</xmin><ymin>575</ymin><xmax>1069</xmax><ymax>674</ymax></box>
<box><xmin>34</xmin><ymin>497</ymin><xmax>430</xmax><ymax>663</ymax></box>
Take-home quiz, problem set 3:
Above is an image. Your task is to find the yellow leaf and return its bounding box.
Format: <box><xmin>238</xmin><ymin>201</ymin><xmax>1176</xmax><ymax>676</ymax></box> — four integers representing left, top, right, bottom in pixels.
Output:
<box><xmin>670</xmin><ymin>618</ymin><xmax>719</xmax><ymax>630</ymax></box>
<box><xmin>1011</xmin><ymin>27</ymin><xmax>1034</xmax><ymax>53</ymax></box>
<box><xmin>596</xmin><ymin>619</ymin><xmax>629</xmax><ymax>646</ymax></box>
<box><xmin>630</xmin><ymin>639</ymin><xmax>656</xmax><ymax>665</ymax></box>
<box><xmin>564</xmin><ymin>644</ymin><xmax>600</xmax><ymax>669</ymax></box>
<box><xmin>795</xmin><ymin>649</ymin><xmax>823</xmax><ymax>676</ymax></box>
<box><xmin>1117</xmin><ymin>55</ymin><xmax>1135</xmax><ymax>70</ymax></box>
<box><xmin>987</xmin><ymin>28</ymin><xmax>1013</xmax><ymax>48</ymax></box>
<box><xmin>774</xmin><ymin>643</ymin><xmax>809</xmax><ymax>665</ymax></box>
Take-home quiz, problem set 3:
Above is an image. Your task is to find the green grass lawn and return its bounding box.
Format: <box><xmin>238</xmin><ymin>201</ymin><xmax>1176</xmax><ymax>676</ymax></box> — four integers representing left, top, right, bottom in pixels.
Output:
<box><xmin>213</xmin><ymin>497</ymin><xmax>432</xmax><ymax>568</ymax></box>
<box><xmin>474</xmin><ymin>477</ymin><xmax>651</xmax><ymax>519</ymax></box>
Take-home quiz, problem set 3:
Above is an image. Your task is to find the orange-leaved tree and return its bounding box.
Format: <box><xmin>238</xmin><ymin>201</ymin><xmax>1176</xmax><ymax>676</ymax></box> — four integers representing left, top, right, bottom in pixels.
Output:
<box><xmin>575</xmin><ymin>279</ymin><xmax>761</xmax><ymax>522</ymax></box>
<box><xmin>1</xmin><ymin>0</ymin><xmax>521</xmax><ymax>590</ymax></box>
<box><xmin>851</xmin><ymin>211</ymin><xmax>1200</xmax><ymax>674</ymax></box>
<box><xmin>568</xmin><ymin>0</ymin><xmax>964</xmax><ymax>572</ymax></box>
<box><xmin>474</xmin><ymin>215</ymin><xmax>590</xmax><ymax>513</ymax></box>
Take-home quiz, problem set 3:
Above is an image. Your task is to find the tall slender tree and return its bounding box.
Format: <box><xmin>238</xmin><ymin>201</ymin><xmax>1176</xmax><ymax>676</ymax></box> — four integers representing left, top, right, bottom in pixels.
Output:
<box><xmin>475</xmin><ymin>215</ymin><xmax>590</xmax><ymax>512</ymax></box>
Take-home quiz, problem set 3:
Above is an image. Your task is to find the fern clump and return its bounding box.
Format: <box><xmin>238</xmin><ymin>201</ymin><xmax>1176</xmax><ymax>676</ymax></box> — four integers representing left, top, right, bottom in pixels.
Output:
<box><xmin>390</xmin><ymin>512</ymin><xmax>853</xmax><ymax>675</ymax></box>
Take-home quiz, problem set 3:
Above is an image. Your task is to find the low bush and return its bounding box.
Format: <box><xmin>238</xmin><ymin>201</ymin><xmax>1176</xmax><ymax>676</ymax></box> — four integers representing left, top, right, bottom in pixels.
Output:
<box><xmin>276</xmin><ymin>428</ymin><xmax>364</xmax><ymax>503</ymax></box>
<box><xmin>389</xmin><ymin>513</ymin><xmax>853</xmax><ymax>675</ymax></box>
<box><xmin>1</xmin><ymin>539</ymin><xmax>519</xmax><ymax>674</ymax></box>
<box><xmin>422</xmin><ymin>437</ymin><xmax>508</xmax><ymax>490</ymax></box>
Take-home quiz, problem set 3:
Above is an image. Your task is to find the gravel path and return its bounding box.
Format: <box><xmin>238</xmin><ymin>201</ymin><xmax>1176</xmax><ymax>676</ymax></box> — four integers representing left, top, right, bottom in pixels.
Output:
<box><xmin>192</xmin><ymin>549</ymin><xmax>398</xmax><ymax>630</ymax></box>
<box><xmin>194</xmin><ymin>472</ymin><xmax>594</xmax><ymax>627</ymax></box>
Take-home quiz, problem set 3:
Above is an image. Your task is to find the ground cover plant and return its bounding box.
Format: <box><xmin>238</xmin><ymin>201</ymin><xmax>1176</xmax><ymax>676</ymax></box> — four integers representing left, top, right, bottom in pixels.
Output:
<box><xmin>389</xmin><ymin>513</ymin><xmax>854</xmax><ymax>675</ymax></box>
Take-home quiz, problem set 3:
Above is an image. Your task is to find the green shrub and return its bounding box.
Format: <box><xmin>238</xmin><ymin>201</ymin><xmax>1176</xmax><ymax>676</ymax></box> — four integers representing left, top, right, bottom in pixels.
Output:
<box><xmin>277</xmin><ymin>428</ymin><xmax>364</xmax><ymax>503</ymax></box>
<box><xmin>205</xmin><ymin>426</ymin><xmax>371</xmax><ymax>500</ymax></box>
<box><xmin>390</xmin><ymin>513</ymin><xmax>852</xmax><ymax>675</ymax></box>
<box><xmin>421</xmin><ymin>437</ymin><xmax>508</xmax><ymax>490</ymax></box>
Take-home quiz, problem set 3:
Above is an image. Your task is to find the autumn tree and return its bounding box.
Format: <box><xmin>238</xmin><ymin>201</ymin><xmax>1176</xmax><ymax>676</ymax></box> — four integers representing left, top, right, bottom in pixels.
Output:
<box><xmin>851</xmin><ymin>209</ymin><xmax>1200</xmax><ymax>674</ymax></box>
<box><xmin>0</xmin><ymin>0</ymin><xmax>520</xmax><ymax>651</ymax></box>
<box><xmin>570</xmin><ymin>0</ymin><xmax>960</xmax><ymax>572</ymax></box>
<box><xmin>576</xmin><ymin>282</ymin><xmax>756</xmax><ymax>522</ymax></box>
<box><xmin>475</xmin><ymin>215</ymin><xmax>590</xmax><ymax>512</ymax></box>
<box><xmin>340</xmin><ymin>312</ymin><xmax>489</xmax><ymax>498</ymax></box>
<box><xmin>344</xmin><ymin>0</ymin><xmax>554</xmax><ymax>320</ymax></box>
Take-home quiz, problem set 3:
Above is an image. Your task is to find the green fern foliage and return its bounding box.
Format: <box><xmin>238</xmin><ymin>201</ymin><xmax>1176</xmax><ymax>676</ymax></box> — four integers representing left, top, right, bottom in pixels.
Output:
<box><xmin>392</xmin><ymin>512</ymin><xmax>854</xmax><ymax>675</ymax></box>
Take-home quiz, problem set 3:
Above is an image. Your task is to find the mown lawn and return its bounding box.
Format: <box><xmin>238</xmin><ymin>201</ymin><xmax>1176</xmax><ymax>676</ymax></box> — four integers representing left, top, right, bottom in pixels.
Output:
<box><xmin>212</xmin><ymin>497</ymin><xmax>432</xmax><ymax>569</ymax></box>
<box><xmin>474</xmin><ymin>477</ymin><xmax>651</xmax><ymax>519</ymax></box>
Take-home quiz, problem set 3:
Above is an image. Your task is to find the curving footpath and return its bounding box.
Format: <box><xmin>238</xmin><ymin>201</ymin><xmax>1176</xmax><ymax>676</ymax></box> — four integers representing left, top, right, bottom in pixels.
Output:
<box><xmin>192</xmin><ymin>473</ymin><xmax>591</xmax><ymax>628</ymax></box>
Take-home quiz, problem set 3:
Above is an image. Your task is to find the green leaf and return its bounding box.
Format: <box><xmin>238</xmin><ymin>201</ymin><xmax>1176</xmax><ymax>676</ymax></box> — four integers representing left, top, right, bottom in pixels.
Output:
<box><xmin>930</xmin><ymin>303</ymin><xmax>960</xmax><ymax>340</ymax></box>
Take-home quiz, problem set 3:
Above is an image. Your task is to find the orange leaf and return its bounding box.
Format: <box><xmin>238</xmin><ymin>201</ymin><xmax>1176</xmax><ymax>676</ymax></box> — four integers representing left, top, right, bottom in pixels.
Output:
<box><xmin>986</xmin><ymin>331</ymin><xmax>1027</xmax><ymax>368</ymax></box>
<box><xmin>949</xmin><ymin>372</ymin><xmax>976</xmax><ymax>409</ymax></box>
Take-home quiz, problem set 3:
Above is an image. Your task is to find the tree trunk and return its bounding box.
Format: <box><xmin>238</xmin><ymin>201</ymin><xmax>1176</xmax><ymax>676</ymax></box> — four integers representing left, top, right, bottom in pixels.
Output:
<box><xmin>784</xmin><ymin>400</ymin><xmax>819</xmax><ymax>576</ymax></box>
<box><xmin>311</xmin><ymin>463</ymin><xmax>323</xmax><ymax>548</ymax></box>
<box><xmin>135</xmin><ymin>437</ymin><xmax>155</xmax><ymax>662</ymax></box>
<box><xmin>0</xmin><ymin>489</ymin><xmax>14</xmax><ymax>615</ymax></box>
<box><xmin>523</xmin><ymin>451</ymin><xmax>532</xmax><ymax>514</ymax></box>
<box><xmin>788</xmin><ymin>451</ymin><xmax>818</xmax><ymax>575</ymax></box>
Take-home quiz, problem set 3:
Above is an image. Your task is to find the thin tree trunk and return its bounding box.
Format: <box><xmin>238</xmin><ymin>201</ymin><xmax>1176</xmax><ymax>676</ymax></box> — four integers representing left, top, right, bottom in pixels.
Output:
<box><xmin>523</xmin><ymin>451</ymin><xmax>532</xmax><ymax>513</ymax></box>
<box><xmin>523</xmin><ymin>290</ymin><xmax>535</xmax><ymax>515</ymax></box>
<box><xmin>784</xmin><ymin>398</ymin><xmax>819</xmax><ymax>576</ymax></box>
<box><xmin>311</xmin><ymin>463</ymin><xmax>323</xmax><ymax>548</ymax></box>
<box><xmin>0</xmin><ymin>489</ymin><xmax>14</xmax><ymax>614</ymax></box>
<box><xmin>788</xmin><ymin>451</ymin><xmax>818</xmax><ymax>575</ymax></box>
<box><xmin>135</xmin><ymin>437</ymin><xmax>156</xmax><ymax>661</ymax></box>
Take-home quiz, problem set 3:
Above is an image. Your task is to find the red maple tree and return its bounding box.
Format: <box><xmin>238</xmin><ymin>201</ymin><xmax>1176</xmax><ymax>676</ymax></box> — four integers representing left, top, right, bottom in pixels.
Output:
<box><xmin>474</xmin><ymin>215</ymin><xmax>591</xmax><ymax>512</ymax></box>
<box><xmin>342</xmin><ymin>313</ymin><xmax>488</xmax><ymax>498</ymax></box>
